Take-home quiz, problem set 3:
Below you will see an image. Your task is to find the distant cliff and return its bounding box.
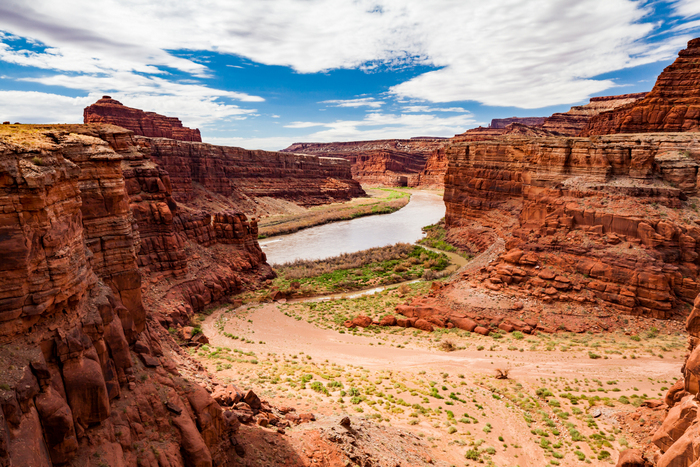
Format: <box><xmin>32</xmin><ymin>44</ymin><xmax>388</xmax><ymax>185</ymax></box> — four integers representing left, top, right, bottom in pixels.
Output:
<box><xmin>84</xmin><ymin>96</ymin><xmax>202</xmax><ymax>142</ymax></box>
<box><xmin>282</xmin><ymin>139</ymin><xmax>446</xmax><ymax>187</ymax></box>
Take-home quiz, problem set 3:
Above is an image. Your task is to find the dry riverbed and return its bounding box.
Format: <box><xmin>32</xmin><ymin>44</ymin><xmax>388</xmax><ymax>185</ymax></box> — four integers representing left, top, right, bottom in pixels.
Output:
<box><xmin>189</xmin><ymin>282</ymin><xmax>686</xmax><ymax>467</ymax></box>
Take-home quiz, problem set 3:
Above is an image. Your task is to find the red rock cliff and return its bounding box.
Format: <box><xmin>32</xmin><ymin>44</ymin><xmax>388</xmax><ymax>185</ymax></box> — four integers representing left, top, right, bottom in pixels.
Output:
<box><xmin>142</xmin><ymin>137</ymin><xmax>364</xmax><ymax>207</ymax></box>
<box><xmin>541</xmin><ymin>93</ymin><xmax>648</xmax><ymax>136</ymax></box>
<box><xmin>282</xmin><ymin>138</ymin><xmax>447</xmax><ymax>187</ymax></box>
<box><xmin>84</xmin><ymin>96</ymin><xmax>202</xmax><ymax>142</ymax></box>
<box><xmin>442</xmin><ymin>132</ymin><xmax>700</xmax><ymax>320</ymax></box>
<box><xmin>0</xmin><ymin>124</ymin><xmax>270</xmax><ymax>466</ymax></box>
<box><xmin>581</xmin><ymin>38</ymin><xmax>700</xmax><ymax>135</ymax></box>
<box><xmin>490</xmin><ymin>117</ymin><xmax>546</xmax><ymax>129</ymax></box>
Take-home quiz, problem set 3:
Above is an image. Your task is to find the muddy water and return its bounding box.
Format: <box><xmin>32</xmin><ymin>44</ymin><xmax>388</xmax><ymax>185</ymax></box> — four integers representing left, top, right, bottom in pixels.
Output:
<box><xmin>259</xmin><ymin>191</ymin><xmax>445</xmax><ymax>265</ymax></box>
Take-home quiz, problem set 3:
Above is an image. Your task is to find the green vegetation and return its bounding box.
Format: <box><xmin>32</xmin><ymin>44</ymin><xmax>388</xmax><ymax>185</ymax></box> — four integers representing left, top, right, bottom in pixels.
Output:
<box><xmin>419</xmin><ymin>218</ymin><xmax>472</xmax><ymax>259</ymax></box>
<box><xmin>268</xmin><ymin>243</ymin><xmax>450</xmax><ymax>297</ymax></box>
<box><xmin>258</xmin><ymin>188</ymin><xmax>411</xmax><ymax>238</ymax></box>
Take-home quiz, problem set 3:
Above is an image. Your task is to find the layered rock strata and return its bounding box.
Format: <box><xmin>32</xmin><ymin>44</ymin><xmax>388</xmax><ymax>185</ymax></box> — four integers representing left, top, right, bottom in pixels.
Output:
<box><xmin>140</xmin><ymin>137</ymin><xmax>364</xmax><ymax>206</ymax></box>
<box><xmin>84</xmin><ymin>96</ymin><xmax>202</xmax><ymax>142</ymax></box>
<box><xmin>282</xmin><ymin>138</ymin><xmax>446</xmax><ymax>187</ymax></box>
<box><xmin>582</xmin><ymin>38</ymin><xmax>700</xmax><ymax>135</ymax></box>
<box><xmin>442</xmin><ymin>132</ymin><xmax>700</xmax><ymax>320</ymax></box>
<box><xmin>0</xmin><ymin>124</ymin><xmax>272</xmax><ymax>466</ymax></box>
<box><xmin>541</xmin><ymin>93</ymin><xmax>648</xmax><ymax>136</ymax></box>
<box><xmin>490</xmin><ymin>117</ymin><xmax>546</xmax><ymax>129</ymax></box>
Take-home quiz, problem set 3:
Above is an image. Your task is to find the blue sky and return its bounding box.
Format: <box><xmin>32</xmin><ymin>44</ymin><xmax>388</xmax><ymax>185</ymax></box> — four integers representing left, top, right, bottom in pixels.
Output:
<box><xmin>0</xmin><ymin>0</ymin><xmax>699</xmax><ymax>150</ymax></box>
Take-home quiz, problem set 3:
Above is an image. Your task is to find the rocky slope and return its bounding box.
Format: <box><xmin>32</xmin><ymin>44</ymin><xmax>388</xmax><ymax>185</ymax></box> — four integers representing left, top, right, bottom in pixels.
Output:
<box><xmin>540</xmin><ymin>93</ymin><xmax>648</xmax><ymax>136</ymax></box>
<box><xmin>624</xmin><ymin>293</ymin><xmax>700</xmax><ymax>466</ymax></box>
<box><xmin>84</xmin><ymin>96</ymin><xmax>202</xmax><ymax>142</ymax></box>
<box><xmin>282</xmin><ymin>138</ymin><xmax>447</xmax><ymax>186</ymax></box>
<box><xmin>582</xmin><ymin>38</ymin><xmax>700</xmax><ymax>136</ymax></box>
<box><xmin>0</xmin><ymin>124</ymin><xmax>274</xmax><ymax>466</ymax></box>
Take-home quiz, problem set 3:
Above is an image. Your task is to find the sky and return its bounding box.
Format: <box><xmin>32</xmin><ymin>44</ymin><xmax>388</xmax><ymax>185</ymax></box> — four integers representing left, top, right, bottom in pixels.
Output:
<box><xmin>0</xmin><ymin>1</ymin><xmax>699</xmax><ymax>150</ymax></box>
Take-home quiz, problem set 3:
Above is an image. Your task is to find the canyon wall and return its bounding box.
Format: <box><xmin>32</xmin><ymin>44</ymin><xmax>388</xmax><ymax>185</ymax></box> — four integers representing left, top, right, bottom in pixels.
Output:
<box><xmin>0</xmin><ymin>124</ymin><xmax>270</xmax><ymax>466</ymax></box>
<box><xmin>442</xmin><ymin>132</ymin><xmax>700</xmax><ymax>320</ymax></box>
<box><xmin>490</xmin><ymin>117</ymin><xmax>546</xmax><ymax>129</ymax></box>
<box><xmin>143</xmin><ymin>137</ymin><xmax>363</xmax><ymax>207</ymax></box>
<box><xmin>541</xmin><ymin>93</ymin><xmax>648</xmax><ymax>136</ymax></box>
<box><xmin>84</xmin><ymin>96</ymin><xmax>202</xmax><ymax>142</ymax></box>
<box><xmin>582</xmin><ymin>38</ymin><xmax>700</xmax><ymax>136</ymax></box>
<box><xmin>282</xmin><ymin>138</ymin><xmax>447</xmax><ymax>187</ymax></box>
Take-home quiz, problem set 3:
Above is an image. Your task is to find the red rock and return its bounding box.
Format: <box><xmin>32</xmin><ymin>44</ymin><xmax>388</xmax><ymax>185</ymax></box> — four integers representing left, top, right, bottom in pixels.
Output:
<box><xmin>379</xmin><ymin>315</ymin><xmax>397</xmax><ymax>326</ymax></box>
<box><xmin>616</xmin><ymin>449</ymin><xmax>652</xmax><ymax>467</ymax></box>
<box><xmin>498</xmin><ymin>323</ymin><xmax>514</xmax><ymax>333</ymax></box>
<box><xmin>243</xmin><ymin>389</ymin><xmax>262</xmax><ymax>412</ymax></box>
<box><xmin>652</xmin><ymin>395</ymin><xmax>697</xmax><ymax>452</ymax></box>
<box><xmin>583</xmin><ymin>39</ymin><xmax>700</xmax><ymax>135</ymax></box>
<box><xmin>282</xmin><ymin>139</ymin><xmax>446</xmax><ymax>188</ymax></box>
<box><xmin>413</xmin><ymin>319</ymin><xmax>434</xmax><ymax>332</ymax></box>
<box><xmin>84</xmin><ymin>96</ymin><xmax>202</xmax><ymax>141</ymax></box>
<box><xmin>34</xmin><ymin>386</ymin><xmax>78</xmax><ymax>464</ymax></box>
<box><xmin>539</xmin><ymin>93</ymin><xmax>648</xmax><ymax>136</ymax></box>
<box><xmin>345</xmin><ymin>315</ymin><xmax>373</xmax><ymax>328</ymax></box>
<box><xmin>474</xmin><ymin>326</ymin><xmax>490</xmax><ymax>336</ymax></box>
<box><xmin>665</xmin><ymin>379</ymin><xmax>690</xmax><ymax>408</ymax></box>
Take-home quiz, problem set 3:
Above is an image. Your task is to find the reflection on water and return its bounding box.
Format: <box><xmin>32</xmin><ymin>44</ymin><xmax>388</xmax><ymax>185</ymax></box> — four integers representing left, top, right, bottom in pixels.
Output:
<box><xmin>260</xmin><ymin>191</ymin><xmax>445</xmax><ymax>265</ymax></box>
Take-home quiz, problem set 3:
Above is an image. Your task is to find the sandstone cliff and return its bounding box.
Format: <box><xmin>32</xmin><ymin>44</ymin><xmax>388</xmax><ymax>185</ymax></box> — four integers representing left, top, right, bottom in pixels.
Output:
<box><xmin>144</xmin><ymin>137</ymin><xmax>364</xmax><ymax>208</ymax></box>
<box><xmin>282</xmin><ymin>138</ymin><xmax>446</xmax><ymax>187</ymax></box>
<box><xmin>582</xmin><ymin>38</ymin><xmax>700</xmax><ymax>135</ymax></box>
<box><xmin>539</xmin><ymin>93</ymin><xmax>648</xmax><ymax>136</ymax></box>
<box><xmin>490</xmin><ymin>116</ymin><xmax>546</xmax><ymax>129</ymax></box>
<box><xmin>442</xmin><ymin>132</ymin><xmax>700</xmax><ymax>320</ymax></box>
<box><xmin>0</xmin><ymin>124</ymin><xmax>272</xmax><ymax>466</ymax></box>
<box><xmin>84</xmin><ymin>96</ymin><xmax>202</xmax><ymax>142</ymax></box>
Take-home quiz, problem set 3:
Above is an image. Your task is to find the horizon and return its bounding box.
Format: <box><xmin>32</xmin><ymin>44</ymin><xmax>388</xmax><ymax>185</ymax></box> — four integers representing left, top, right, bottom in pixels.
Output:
<box><xmin>1</xmin><ymin>0</ymin><xmax>699</xmax><ymax>150</ymax></box>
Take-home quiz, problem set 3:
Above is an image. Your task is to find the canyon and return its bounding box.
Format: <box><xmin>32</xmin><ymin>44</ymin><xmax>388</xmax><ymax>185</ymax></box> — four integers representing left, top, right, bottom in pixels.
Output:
<box><xmin>282</xmin><ymin>138</ymin><xmax>447</xmax><ymax>187</ymax></box>
<box><xmin>0</xmin><ymin>113</ymin><xmax>366</xmax><ymax>466</ymax></box>
<box><xmin>2</xmin><ymin>28</ymin><xmax>700</xmax><ymax>467</ymax></box>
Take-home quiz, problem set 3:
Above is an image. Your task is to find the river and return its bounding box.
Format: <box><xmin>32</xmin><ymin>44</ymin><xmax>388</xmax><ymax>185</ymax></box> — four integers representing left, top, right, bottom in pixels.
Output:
<box><xmin>259</xmin><ymin>191</ymin><xmax>446</xmax><ymax>265</ymax></box>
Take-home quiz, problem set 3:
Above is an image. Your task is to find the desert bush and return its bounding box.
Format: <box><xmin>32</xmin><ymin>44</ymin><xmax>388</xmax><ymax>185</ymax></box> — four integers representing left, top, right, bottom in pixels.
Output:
<box><xmin>439</xmin><ymin>340</ymin><xmax>456</xmax><ymax>352</ymax></box>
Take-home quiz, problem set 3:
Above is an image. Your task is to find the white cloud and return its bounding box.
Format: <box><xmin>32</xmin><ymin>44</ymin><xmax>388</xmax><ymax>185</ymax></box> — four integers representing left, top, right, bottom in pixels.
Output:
<box><xmin>284</xmin><ymin>121</ymin><xmax>325</xmax><ymax>129</ymax></box>
<box><xmin>671</xmin><ymin>19</ymin><xmax>700</xmax><ymax>32</ymax></box>
<box><xmin>0</xmin><ymin>0</ymin><xmax>688</xmax><ymax>111</ymax></box>
<box><xmin>321</xmin><ymin>98</ymin><xmax>384</xmax><ymax>108</ymax></box>
<box><xmin>674</xmin><ymin>0</ymin><xmax>700</xmax><ymax>18</ymax></box>
<box><xmin>0</xmin><ymin>91</ymin><xmax>93</xmax><ymax>123</ymax></box>
<box><xmin>204</xmin><ymin>110</ymin><xmax>476</xmax><ymax>150</ymax></box>
<box><xmin>292</xmin><ymin>111</ymin><xmax>477</xmax><ymax>142</ymax></box>
<box><xmin>403</xmin><ymin>105</ymin><xmax>469</xmax><ymax>113</ymax></box>
<box><xmin>0</xmin><ymin>89</ymin><xmax>257</xmax><ymax>128</ymax></box>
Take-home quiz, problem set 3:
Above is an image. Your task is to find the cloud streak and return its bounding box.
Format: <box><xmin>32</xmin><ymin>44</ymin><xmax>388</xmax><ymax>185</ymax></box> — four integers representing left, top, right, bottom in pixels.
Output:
<box><xmin>0</xmin><ymin>0</ymin><xmax>689</xmax><ymax>110</ymax></box>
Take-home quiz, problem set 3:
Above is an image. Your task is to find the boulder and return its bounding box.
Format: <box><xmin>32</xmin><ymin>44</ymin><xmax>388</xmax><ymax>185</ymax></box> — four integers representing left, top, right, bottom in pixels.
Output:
<box><xmin>616</xmin><ymin>449</ymin><xmax>651</xmax><ymax>467</ymax></box>
<box><xmin>379</xmin><ymin>315</ymin><xmax>397</xmax><ymax>326</ymax></box>
<box><xmin>652</xmin><ymin>395</ymin><xmax>698</xmax><ymax>452</ymax></box>
<box><xmin>413</xmin><ymin>319</ymin><xmax>434</xmax><ymax>332</ymax></box>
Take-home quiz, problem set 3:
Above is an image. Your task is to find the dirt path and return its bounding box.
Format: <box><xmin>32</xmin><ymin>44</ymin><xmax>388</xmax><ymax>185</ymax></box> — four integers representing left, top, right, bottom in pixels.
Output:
<box><xmin>199</xmin><ymin>300</ymin><xmax>682</xmax><ymax>466</ymax></box>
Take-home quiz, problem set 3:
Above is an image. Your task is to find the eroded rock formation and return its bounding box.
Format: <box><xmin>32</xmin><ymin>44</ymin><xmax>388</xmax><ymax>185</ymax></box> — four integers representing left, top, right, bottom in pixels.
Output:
<box><xmin>84</xmin><ymin>96</ymin><xmax>202</xmax><ymax>141</ymax></box>
<box><xmin>282</xmin><ymin>138</ymin><xmax>447</xmax><ymax>187</ymax></box>
<box><xmin>0</xmin><ymin>124</ymin><xmax>273</xmax><ymax>466</ymax></box>
<box><xmin>144</xmin><ymin>137</ymin><xmax>364</xmax><ymax>207</ymax></box>
<box><xmin>640</xmin><ymin>295</ymin><xmax>700</xmax><ymax>466</ymax></box>
<box><xmin>490</xmin><ymin>117</ymin><xmax>546</xmax><ymax>129</ymax></box>
<box><xmin>541</xmin><ymin>93</ymin><xmax>648</xmax><ymax>136</ymax></box>
<box><xmin>582</xmin><ymin>38</ymin><xmax>700</xmax><ymax>135</ymax></box>
<box><xmin>443</xmin><ymin>132</ymin><xmax>700</xmax><ymax>319</ymax></box>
